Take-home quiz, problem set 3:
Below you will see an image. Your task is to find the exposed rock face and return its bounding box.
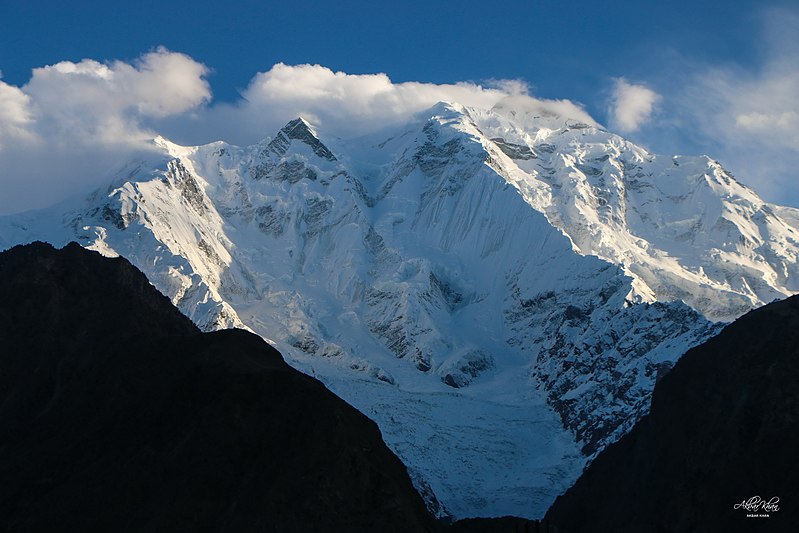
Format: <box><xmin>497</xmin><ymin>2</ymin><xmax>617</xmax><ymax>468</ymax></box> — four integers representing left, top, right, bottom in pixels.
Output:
<box><xmin>546</xmin><ymin>295</ymin><xmax>799</xmax><ymax>533</ymax></box>
<box><xmin>0</xmin><ymin>242</ymin><xmax>435</xmax><ymax>532</ymax></box>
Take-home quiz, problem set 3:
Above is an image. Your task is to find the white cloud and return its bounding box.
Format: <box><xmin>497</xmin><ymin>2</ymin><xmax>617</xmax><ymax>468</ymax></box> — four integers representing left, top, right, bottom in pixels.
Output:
<box><xmin>21</xmin><ymin>48</ymin><xmax>211</xmax><ymax>146</ymax></box>
<box><xmin>0</xmin><ymin>49</ymin><xmax>212</xmax><ymax>215</ymax></box>
<box><xmin>188</xmin><ymin>63</ymin><xmax>594</xmax><ymax>145</ymax></box>
<box><xmin>736</xmin><ymin>110</ymin><xmax>798</xmax><ymax>131</ymax></box>
<box><xmin>232</xmin><ymin>62</ymin><xmax>511</xmax><ymax>138</ymax></box>
<box><xmin>691</xmin><ymin>66</ymin><xmax>799</xmax><ymax>202</ymax></box>
<box><xmin>491</xmin><ymin>93</ymin><xmax>598</xmax><ymax>127</ymax></box>
<box><xmin>186</xmin><ymin>64</ymin><xmax>595</xmax><ymax>150</ymax></box>
<box><xmin>245</xmin><ymin>63</ymin><xmax>509</xmax><ymax>115</ymax></box>
<box><xmin>706</xmin><ymin>67</ymin><xmax>799</xmax><ymax>151</ymax></box>
<box><xmin>0</xmin><ymin>55</ymin><xmax>599</xmax><ymax>215</ymax></box>
<box><xmin>0</xmin><ymin>80</ymin><xmax>33</xmax><ymax>145</ymax></box>
<box><xmin>609</xmin><ymin>78</ymin><xmax>661</xmax><ymax>133</ymax></box>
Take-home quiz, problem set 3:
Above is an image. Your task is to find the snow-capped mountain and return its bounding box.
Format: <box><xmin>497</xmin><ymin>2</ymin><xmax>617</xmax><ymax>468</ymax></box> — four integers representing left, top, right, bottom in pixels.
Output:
<box><xmin>2</xmin><ymin>100</ymin><xmax>798</xmax><ymax>518</ymax></box>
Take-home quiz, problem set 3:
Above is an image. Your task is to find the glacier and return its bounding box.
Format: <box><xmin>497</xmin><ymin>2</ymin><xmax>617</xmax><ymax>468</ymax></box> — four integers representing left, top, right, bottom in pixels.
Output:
<box><xmin>2</xmin><ymin>100</ymin><xmax>798</xmax><ymax>519</ymax></box>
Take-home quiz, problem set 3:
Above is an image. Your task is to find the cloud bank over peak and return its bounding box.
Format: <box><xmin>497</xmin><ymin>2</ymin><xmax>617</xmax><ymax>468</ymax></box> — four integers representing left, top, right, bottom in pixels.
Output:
<box><xmin>215</xmin><ymin>62</ymin><xmax>514</xmax><ymax>140</ymax></box>
<box><xmin>0</xmin><ymin>48</ymin><xmax>213</xmax><ymax>215</ymax></box>
<box><xmin>4</xmin><ymin>48</ymin><xmax>211</xmax><ymax>148</ymax></box>
<box><xmin>194</xmin><ymin>63</ymin><xmax>596</xmax><ymax>144</ymax></box>
<box><xmin>2</xmin><ymin>26</ymin><xmax>797</xmax><ymax>216</ymax></box>
<box><xmin>491</xmin><ymin>93</ymin><xmax>599</xmax><ymax>128</ymax></box>
<box><xmin>0</xmin><ymin>55</ymin><xmax>599</xmax><ymax>214</ymax></box>
<box><xmin>246</xmin><ymin>62</ymin><xmax>508</xmax><ymax>114</ymax></box>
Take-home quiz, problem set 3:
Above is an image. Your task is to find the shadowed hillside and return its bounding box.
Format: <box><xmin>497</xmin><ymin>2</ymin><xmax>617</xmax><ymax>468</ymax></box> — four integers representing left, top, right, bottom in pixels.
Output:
<box><xmin>0</xmin><ymin>242</ymin><xmax>435</xmax><ymax>532</ymax></box>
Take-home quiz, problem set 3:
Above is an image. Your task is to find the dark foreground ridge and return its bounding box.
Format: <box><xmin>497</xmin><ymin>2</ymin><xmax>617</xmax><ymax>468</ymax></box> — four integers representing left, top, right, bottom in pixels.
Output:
<box><xmin>0</xmin><ymin>242</ymin><xmax>435</xmax><ymax>532</ymax></box>
<box><xmin>546</xmin><ymin>295</ymin><xmax>799</xmax><ymax>532</ymax></box>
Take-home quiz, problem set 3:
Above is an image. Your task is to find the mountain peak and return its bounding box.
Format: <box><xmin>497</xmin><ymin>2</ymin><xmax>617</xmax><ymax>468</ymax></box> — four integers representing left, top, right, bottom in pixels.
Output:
<box><xmin>425</xmin><ymin>100</ymin><xmax>468</xmax><ymax>117</ymax></box>
<box><xmin>487</xmin><ymin>93</ymin><xmax>600</xmax><ymax>131</ymax></box>
<box><xmin>268</xmin><ymin>117</ymin><xmax>337</xmax><ymax>161</ymax></box>
<box><xmin>284</xmin><ymin>115</ymin><xmax>314</xmax><ymax>131</ymax></box>
<box><xmin>153</xmin><ymin>134</ymin><xmax>197</xmax><ymax>159</ymax></box>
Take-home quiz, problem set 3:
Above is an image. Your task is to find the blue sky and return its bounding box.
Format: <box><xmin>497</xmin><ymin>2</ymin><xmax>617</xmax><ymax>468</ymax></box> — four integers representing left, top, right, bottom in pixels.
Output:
<box><xmin>1</xmin><ymin>0</ymin><xmax>798</xmax><ymax>212</ymax></box>
<box><xmin>0</xmin><ymin>0</ymin><xmax>770</xmax><ymax>107</ymax></box>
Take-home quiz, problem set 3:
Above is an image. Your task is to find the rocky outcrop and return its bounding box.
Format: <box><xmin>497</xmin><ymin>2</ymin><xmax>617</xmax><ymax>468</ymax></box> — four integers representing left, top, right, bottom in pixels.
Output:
<box><xmin>546</xmin><ymin>295</ymin><xmax>799</xmax><ymax>532</ymax></box>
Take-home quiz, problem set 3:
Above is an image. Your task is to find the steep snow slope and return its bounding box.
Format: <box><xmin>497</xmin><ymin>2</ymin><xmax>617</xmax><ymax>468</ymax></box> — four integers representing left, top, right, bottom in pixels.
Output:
<box><xmin>2</xmin><ymin>102</ymin><xmax>797</xmax><ymax>518</ymax></box>
<box><xmin>468</xmin><ymin>102</ymin><xmax>799</xmax><ymax>321</ymax></box>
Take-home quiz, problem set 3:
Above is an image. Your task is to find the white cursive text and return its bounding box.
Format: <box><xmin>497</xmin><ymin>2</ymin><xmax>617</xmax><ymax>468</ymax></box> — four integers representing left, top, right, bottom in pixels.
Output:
<box><xmin>734</xmin><ymin>496</ymin><xmax>780</xmax><ymax>513</ymax></box>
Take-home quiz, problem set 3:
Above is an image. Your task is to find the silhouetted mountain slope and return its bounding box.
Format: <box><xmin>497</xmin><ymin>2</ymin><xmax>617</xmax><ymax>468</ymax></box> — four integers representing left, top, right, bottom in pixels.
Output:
<box><xmin>0</xmin><ymin>242</ymin><xmax>435</xmax><ymax>532</ymax></box>
<box><xmin>546</xmin><ymin>295</ymin><xmax>799</xmax><ymax>532</ymax></box>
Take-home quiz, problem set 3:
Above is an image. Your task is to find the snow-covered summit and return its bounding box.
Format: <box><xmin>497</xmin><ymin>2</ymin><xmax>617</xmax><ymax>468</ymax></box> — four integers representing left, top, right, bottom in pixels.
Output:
<box><xmin>266</xmin><ymin>116</ymin><xmax>337</xmax><ymax>161</ymax></box>
<box><xmin>2</xmin><ymin>101</ymin><xmax>797</xmax><ymax>518</ymax></box>
<box><xmin>452</xmin><ymin>102</ymin><xmax>799</xmax><ymax>321</ymax></box>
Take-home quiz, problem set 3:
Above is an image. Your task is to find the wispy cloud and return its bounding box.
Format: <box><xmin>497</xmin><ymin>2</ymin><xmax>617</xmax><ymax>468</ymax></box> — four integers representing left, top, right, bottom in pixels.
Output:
<box><xmin>608</xmin><ymin>78</ymin><xmax>661</xmax><ymax>133</ymax></box>
<box><xmin>625</xmin><ymin>6</ymin><xmax>799</xmax><ymax>205</ymax></box>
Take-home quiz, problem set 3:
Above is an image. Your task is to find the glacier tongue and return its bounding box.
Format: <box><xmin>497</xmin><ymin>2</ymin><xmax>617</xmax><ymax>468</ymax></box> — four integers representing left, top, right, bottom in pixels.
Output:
<box><xmin>2</xmin><ymin>101</ymin><xmax>797</xmax><ymax>519</ymax></box>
